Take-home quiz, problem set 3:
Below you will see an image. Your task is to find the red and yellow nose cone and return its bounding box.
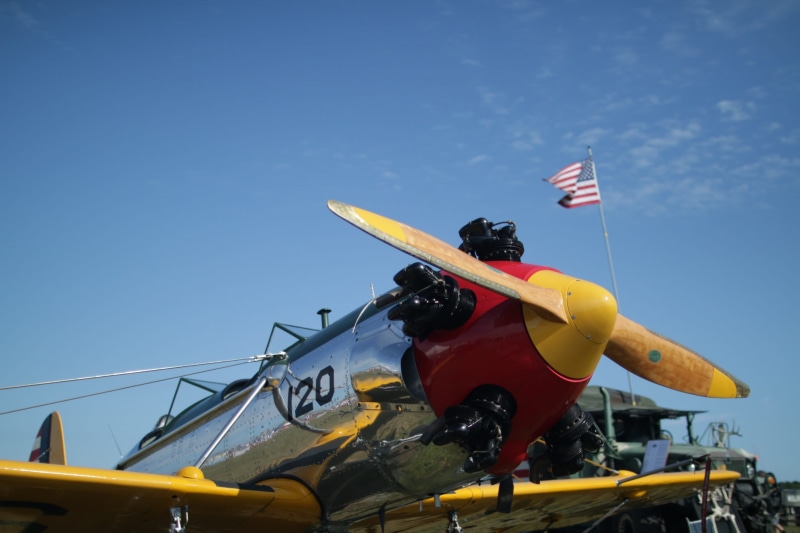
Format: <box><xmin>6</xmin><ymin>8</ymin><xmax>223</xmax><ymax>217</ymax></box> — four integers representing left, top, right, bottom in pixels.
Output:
<box><xmin>523</xmin><ymin>270</ymin><xmax>617</xmax><ymax>379</ymax></box>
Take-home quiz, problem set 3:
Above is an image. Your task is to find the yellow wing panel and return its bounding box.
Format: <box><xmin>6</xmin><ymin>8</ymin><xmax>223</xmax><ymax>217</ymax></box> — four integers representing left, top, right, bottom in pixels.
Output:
<box><xmin>0</xmin><ymin>460</ymin><xmax>320</xmax><ymax>532</ymax></box>
<box><xmin>351</xmin><ymin>470</ymin><xmax>741</xmax><ymax>533</ymax></box>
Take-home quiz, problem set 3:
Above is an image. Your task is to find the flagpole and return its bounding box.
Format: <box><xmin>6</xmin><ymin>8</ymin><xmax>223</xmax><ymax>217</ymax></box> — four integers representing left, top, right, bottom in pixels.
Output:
<box><xmin>587</xmin><ymin>146</ymin><xmax>636</xmax><ymax>404</ymax></box>
<box><xmin>587</xmin><ymin>146</ymin><xmax>619</xmax><ymax>304</ymax></box>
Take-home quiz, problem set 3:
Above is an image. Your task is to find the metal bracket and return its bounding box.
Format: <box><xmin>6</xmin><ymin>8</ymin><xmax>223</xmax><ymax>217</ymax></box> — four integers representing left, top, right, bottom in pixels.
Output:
<box><xmin>169</xmin><ymin>505</ymin><xmax>188</xmax><ymax>533</ymax></box>
<box><xmin>446</xmin><ymin>510</ymin><xmax>463</xmax><ymax>533</ymax></box>
<box><xmin>616</xmin><ymin>455</ymin><xmax>709</xmax><ymax>486</ymax></box>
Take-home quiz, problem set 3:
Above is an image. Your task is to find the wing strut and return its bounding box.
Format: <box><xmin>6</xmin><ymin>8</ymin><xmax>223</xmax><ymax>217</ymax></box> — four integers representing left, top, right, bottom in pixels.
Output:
<box><xmin>195</xmin><ymin>375</ymin><xmax>268</xmax><ymax>468</ymax></box>
<box><xmin>496</xmin><ymin>475</ymin><xmax>514</xmax><ymax>513</ymax></box>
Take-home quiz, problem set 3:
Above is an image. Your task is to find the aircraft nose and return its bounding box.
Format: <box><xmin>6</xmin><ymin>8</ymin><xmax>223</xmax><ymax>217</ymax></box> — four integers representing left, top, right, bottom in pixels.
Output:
<box><xmin>566</xmin><ymin>278</ymin><xmax>618</xmax><ymax>346</ymax></box>
<box><xmin>522</xmin><ymin>270</ymin><xmax>618</xmax><ymax>379</ymax></box>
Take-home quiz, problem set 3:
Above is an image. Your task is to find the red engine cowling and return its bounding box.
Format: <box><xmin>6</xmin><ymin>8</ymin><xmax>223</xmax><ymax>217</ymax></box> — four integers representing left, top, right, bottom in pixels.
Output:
<box><xmin>413</xmin><ymin>262</ymin><xmax>594</xmax><ymax>474</ymax></box>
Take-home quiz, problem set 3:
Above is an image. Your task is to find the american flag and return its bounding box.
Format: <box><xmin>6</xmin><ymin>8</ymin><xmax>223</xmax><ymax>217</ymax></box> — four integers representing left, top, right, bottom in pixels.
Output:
<box><xmin>543</xmin><ymin>158</ymin><xmax>601</xmax><ymax>208</ymax></box>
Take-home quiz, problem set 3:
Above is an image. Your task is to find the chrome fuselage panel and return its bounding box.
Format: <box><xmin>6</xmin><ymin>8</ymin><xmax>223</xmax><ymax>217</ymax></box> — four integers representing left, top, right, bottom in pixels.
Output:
<box><xmin>118</xmin><ymin>307</ymin><xmax>478</xmax><ymax>522</ymax></box>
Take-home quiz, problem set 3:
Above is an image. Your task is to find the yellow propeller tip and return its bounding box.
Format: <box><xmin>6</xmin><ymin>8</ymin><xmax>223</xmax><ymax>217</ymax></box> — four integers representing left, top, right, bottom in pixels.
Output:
<box><xmin>708</xmin><ymin>369</ymin><xmax>750</xmax><ymax>398</ymax></box>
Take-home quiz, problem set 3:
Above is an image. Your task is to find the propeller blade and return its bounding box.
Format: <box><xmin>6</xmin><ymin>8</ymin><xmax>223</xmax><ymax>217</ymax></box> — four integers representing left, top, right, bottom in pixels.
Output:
<box><xmin>327</xmin><ymin>200</ymin><xmax>568</xmax><ymax>324</ymax></box>
<box><xmin>329</xmin><ymin>200</ymin><xmax>749</xmax><ymax>399</ymax></box>
<box><xmin>605</xmin><ymin>314</ymin><xmax>749</xmax><ymax>398</ymax></box>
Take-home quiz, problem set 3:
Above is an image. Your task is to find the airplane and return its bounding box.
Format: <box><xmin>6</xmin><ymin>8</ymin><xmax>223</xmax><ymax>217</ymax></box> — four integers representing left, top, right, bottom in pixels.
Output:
<box><xmin>0</xmin><ymin>200</ymin><xmax>748</xmax><ymax>532</ymax></box>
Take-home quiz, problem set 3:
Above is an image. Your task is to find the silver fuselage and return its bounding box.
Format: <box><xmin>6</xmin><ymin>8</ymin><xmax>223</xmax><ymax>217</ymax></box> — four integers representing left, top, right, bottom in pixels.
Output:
<box><xmin>117</xmin><ymin>303</ymin><xmax>479</xmax><ymax>523</ymax></box>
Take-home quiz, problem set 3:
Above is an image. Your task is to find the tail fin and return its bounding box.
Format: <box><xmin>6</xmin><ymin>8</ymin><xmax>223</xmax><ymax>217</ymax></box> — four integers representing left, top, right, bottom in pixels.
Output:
<box><xmin>29</xmin><ymin>411</ymin><xmax>67</xmax><ymax>465</ymax></box>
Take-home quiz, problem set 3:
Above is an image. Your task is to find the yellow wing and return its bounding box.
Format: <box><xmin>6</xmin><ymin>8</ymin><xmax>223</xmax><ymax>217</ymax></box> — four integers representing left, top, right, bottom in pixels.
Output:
<box><xmin>0</xmin><ymin>458</ymin><xmax>739</xmax><ymax>532</ymax></box>
<box><xmin>0</xmin><ymin>459</ymin><xmax>320</xmax><ymax>532</ymax></box>
<box><xmin>350</xmin><ymin>470</ymin><xmax>741</xmax><ymax>533</ymax></box>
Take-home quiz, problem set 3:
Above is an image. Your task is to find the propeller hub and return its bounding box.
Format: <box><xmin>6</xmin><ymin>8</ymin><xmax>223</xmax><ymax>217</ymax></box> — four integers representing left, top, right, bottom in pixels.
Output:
<box><xmin>523</xmin><ymin>270</ymin><xmax>617</xmax><ymax>379</ymax></box>
<box><xmin>565</xmin><ymin>279</ymin><xmax>618</xmax><ymax>345</ymax></box>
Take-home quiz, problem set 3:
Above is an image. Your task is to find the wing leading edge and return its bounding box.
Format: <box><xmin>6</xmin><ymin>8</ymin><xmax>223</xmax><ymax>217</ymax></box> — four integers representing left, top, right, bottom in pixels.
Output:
<box><xmin>350</xmin><ymin>469</ymin><xmax>741</xmax><ymax>533</ymax></box>
<box><xmin>0</xmin><ymin>460</ymin><xmax>320</xmax><ymax>533</ymax></box>
<box><xmin>0</xmin><ymin>458</ymin><xmax>739</xmax><ymax>532</ymax></box>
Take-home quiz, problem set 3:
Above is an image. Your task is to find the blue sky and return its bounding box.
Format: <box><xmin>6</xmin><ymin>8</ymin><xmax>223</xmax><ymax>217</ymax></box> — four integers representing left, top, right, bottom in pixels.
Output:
<box><xmin>2</xmin><ymin>1</ymin><xmax>799</xmax><ymax>483</ymax></box>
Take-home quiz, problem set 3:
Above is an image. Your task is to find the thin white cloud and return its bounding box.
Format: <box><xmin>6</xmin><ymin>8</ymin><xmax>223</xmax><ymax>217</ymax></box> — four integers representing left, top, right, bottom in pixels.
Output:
<box><xmin>603</xmin><ymin>116</ymin><xmax>800</xmax><ymax>214</ymax></box>
<box><xmin>620</xmin><ymin>125</ymin><xmax>648</xmax><ymax>142</ymax></box>
<box><xmin>477</xmin><ymin>86</ymin><xmax>510</xmax><ymax>115</ymax></box>
<box><xmin>640</xmin><ymin>94</ymin><xmax>671</xmax><ymax>106</ymax></box>
<box><xmin>467</xmin><ymin>154</ymin><xmax>490</xmax><ymax>165</ymax></box>
<box><xmin>779</xmin><ymin>129</ymin><xmax>800</xmax><ymax>145</ymax></box>
<box><xmin>5</xmin><ymin>1</ymin><xmax>39</xmax><ymax>29</ymax></box>
<box><xmin>576</xmin><ymin>128</ymin><xmax>613</xmax><ymax>147</ymax></box>
<box><xmin>691</xmin><ymin>0</ymin><xmax>799</xmax><ymax>37</ymax></box>
<box><xmin>658</xmin><ymin>31</ymin><xmax>699</xmax><ymax>56</ymax></box>
<box><xmin>628</xmin><ymin>145</ymin><xmax>660</xmax><ymax>168</ymax></box>
<box><xmin>478</xmin><ymin>87</ymin><xmax>496</xmax><ymax>106</ymax></box>
<box><xmin>507</xmin><ymin>122</ymin><xmax>543</xmax><ymax>151</ymax></box>
<box><xmin>731</xmin><ymin>154</ymin><xmax>800</xmax><ymax>181</ymax></box>
<box><xmin>747</xmin><ymin>86</ymin><xmax>768</xmax><ymax>99</ymax></box>
<box><xmin>704</xmin><ymin>135</ymin><xmax>744</xmax><ymax>152</ymax></box>
<box><xmin>597</xmin><ymin>93</ymin><xmax>634</xmax><ymax>112</ymax></box>
<box><xmin>461</xmin><ymin>59</ymin><xmax>481</xmax><ymax>67</ymax></box>
<box><xmin>511</xmin><ymin>139</ymin><xmax>536</xmax><ymax>151</ymax></box>
<box><xmin>623</xmin><ymin>121</ymin><xmax>701</xmax><ymax>169</ymax></box>
<box><xmin>496</xmin><ymin>0</ymin><xmax>533</xmax><ymax>9</ymax></box>
<box><xmin>613</xmin><ymin>47</ymin><xmax>638</xmax><ymax>68</ymax></box>
<box><xmin>496</xmin><ymin>0</ymin><xmax>547</xmax><ymax>21</ymax></box>
<box><xmin>716</xmin><ymin>100</ymin><xmax>756</xmax><ymax>121</ymax></box>
<box><xmin>648</xmin><ymin>122</ymin><xmax>701</xmax><ymax>147</ymax></box>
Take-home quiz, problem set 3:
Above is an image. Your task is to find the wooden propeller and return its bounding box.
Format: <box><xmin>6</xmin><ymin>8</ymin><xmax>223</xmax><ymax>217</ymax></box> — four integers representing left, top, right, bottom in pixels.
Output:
<box><xmin>327</xmin><ymin>200</ymin><xmax>568</xmax><ymax>324</ymax></box>
<box><xmin>328</xmin><ymin>200</ymin><xmax>749</xmax><ymax>399</ymax></box>
<box><xmin>605</xmin><ymin>315</ymin><xmax>749</xmax><ymax>398</ymax></box>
